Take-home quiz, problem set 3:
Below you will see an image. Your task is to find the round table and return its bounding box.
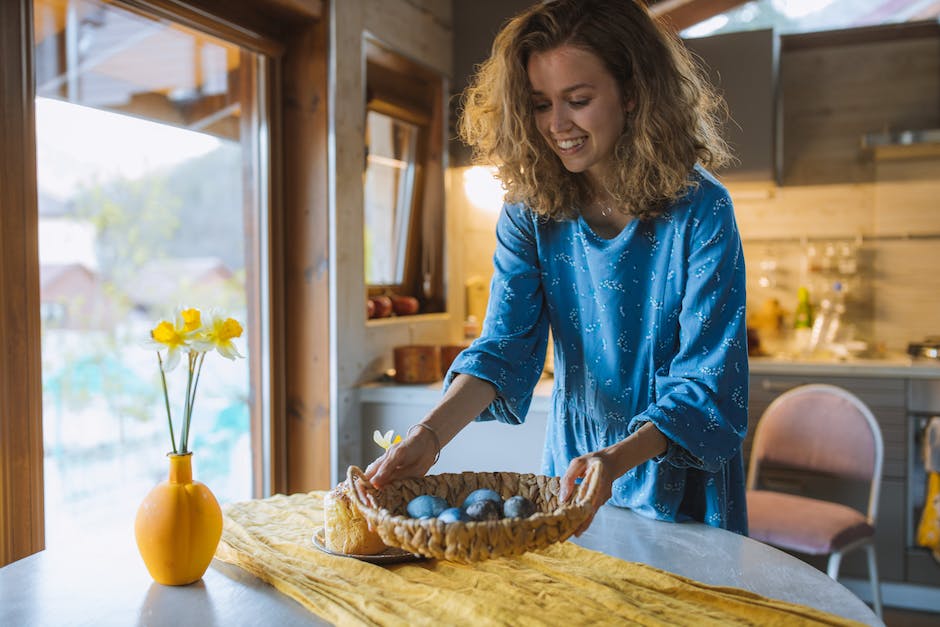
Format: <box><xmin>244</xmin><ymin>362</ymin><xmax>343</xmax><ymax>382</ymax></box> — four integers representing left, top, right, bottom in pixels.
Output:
<box><xmin>572</xmin><ymin>505</ymin><xmax>882</xmax><ymax>626</ymax></box>
<box><xmin>0</xmin><ymin>503</ymin><xmax>882</xmax><ymax>626</ymax></box>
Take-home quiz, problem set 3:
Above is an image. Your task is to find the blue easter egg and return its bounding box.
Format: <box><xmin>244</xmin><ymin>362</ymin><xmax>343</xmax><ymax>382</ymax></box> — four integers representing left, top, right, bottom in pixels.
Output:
<box><xmin>503</xmin><ymin>495</ymin><xmax>537</xmax><ymax>519</ymax></box>
<box><xmin>406</xmin><ymin>494</ymin><xmax>449</xmax><ymax>519</ymax></box>
<box><xmin>461</xmin><ymin>488</ymin><xmax>502</xmax><ymax>510</ymax></box>
<box><xmin>437</xmin><ymin>507</ymin><xmax>471</xmax><ymax>523</ymax></box>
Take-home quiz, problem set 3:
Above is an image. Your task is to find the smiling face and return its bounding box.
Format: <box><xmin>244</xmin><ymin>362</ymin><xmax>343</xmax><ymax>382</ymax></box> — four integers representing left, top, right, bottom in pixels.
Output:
<box><xmin>527</xmin><ymin>44</ymin><xmax>631</xmax><ymax>185</ymax></box>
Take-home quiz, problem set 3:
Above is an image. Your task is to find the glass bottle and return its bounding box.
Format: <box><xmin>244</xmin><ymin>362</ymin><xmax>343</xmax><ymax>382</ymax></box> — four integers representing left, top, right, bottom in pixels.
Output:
<box><xmin>793</xmin><ymin>286</ymin><xmax>813</xmax><ymax>356</ymax></box>
<box><xmin>794</xmin><ymin>286</ymin><xmax>813</xmax><ymax>329</ymax></box>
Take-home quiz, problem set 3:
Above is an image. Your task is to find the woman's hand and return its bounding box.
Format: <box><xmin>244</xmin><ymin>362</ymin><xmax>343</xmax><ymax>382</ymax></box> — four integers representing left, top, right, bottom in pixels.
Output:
<box><xmin>559</xmin><ymin>422</ymin><xmax>668</xmax><ymax>536</ymax></box>
<box><xmin>364</xmin><ymin>425</ymin><xmax>438</xmax><ymax>488</ymax></box>
<box><xmin>364</xmin><ymin>375</ymin><xmax>496</xmax><ymax>489</ymax></box>
<box><xmin>559</xmin><ymin>452</ymin><xmax>616</xmax><ymax>537</ymax></box>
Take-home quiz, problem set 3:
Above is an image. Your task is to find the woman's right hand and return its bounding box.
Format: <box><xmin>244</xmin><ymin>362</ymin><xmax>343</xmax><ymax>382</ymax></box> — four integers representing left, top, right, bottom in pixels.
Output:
<box><xmin>364</xmin><ymin>425</ymin><xmax>438</xmax><ymax>488</ymax></box>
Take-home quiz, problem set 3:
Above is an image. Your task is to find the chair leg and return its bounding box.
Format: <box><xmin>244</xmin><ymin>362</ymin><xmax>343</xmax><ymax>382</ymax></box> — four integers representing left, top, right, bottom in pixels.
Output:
<box><xmin>827</xmin><ymin>551</ymin><xmax>842</xmax><ymax>580</ymax></box>
<box><xmin>865</xmin><ymin>544</ymin><xmax>883</xmax><ymax>619</ymax></box>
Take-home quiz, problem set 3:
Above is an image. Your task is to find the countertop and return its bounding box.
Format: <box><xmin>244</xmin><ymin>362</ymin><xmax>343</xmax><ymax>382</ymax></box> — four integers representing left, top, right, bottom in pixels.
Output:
<box><xmin>0</xmin><ymin>503</ymin><xmax>882</xmax><ymax>626</ymax></box>
<box><xmin>359</xmin><ymin>356</ymin><xmax>940</xmax><ymax>409</ymax></box>
<box><xmin>748</xmin><ymin>355</ymin><xmax>940</xmax><ymax>378</ymax></box>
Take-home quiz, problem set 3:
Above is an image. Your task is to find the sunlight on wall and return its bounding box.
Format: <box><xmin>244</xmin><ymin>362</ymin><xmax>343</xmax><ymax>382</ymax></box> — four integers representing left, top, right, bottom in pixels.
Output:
<box><xmin>462</xmin><ymin>166</ymin><xmax>505</xmax><ymax>213</ymax></box>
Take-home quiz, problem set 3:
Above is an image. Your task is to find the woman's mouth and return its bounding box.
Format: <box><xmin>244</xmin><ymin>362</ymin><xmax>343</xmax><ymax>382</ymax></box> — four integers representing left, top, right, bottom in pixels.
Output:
<box><xmin>555</xmin><ymin>136</ymin><xmax>586</xmax><ymax>153</ymax></box>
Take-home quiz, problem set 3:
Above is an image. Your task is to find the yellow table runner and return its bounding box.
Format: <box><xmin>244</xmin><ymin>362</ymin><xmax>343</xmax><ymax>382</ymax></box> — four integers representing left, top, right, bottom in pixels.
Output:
<box><xmin>215</xmin><ymin>492</ymin><xmax>866</xmax><ymax>627</ymax></box>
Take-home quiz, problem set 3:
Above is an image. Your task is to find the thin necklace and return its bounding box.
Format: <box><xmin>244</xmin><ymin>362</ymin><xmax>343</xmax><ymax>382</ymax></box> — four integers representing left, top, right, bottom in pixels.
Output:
<box><xmin>592</xmin><ymin>190</ymin><xmax>614</xmax><ymax>218</ymax></box>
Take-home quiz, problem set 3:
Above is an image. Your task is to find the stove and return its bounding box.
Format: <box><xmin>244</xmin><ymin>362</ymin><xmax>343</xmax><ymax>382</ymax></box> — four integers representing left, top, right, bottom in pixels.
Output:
<box><xmin>908</xmin><ymin>336</ymin><xmax>940</xmax><ymax>361</ymax></box>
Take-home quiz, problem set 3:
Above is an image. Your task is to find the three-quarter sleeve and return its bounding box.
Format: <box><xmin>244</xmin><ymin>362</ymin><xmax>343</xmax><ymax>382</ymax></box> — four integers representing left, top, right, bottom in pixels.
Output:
<box><xmin>628</xmin><ymin>190</ymin><xmax>749</xmax><ymax>472</ymax></box>
<box><xmin>444</xmin><ymin>202</ymin><xmax>549</xmax><ymax>425</ymax></box>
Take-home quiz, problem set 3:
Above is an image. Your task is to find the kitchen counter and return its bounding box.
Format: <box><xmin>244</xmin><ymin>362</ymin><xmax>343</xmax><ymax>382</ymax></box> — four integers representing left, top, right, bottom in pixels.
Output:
<box><xmin>359</xmin><ymin>356</ymin><xmax>940</xmax><ymax>407</ymax></box>
<box><xmin>749</xmin><ymin>355</ymin><xmax>940</xmax><ymax>378</ymax></box>
<box><xmin>0</xmin><ymin>503</ymin><xmax>882</xmax><ymax>626</ymax></box>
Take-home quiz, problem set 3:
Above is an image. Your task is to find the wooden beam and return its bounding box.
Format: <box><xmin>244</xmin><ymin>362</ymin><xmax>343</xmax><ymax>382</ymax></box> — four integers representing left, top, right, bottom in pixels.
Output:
<box><xmin>281</xmin><ymin>13</ymin><xmax>332</xmax><ymax>493</ymax></box>
<box><xmin>260</xmin><ymin>0</ymin><xmax>323</xmax><ymax>21</ymax></box>
<box><xmin>648</xmin><ymin>0</ymin><xmax>751</xmax><ymax>32</ymax></box>
<box><xmin>0</xmin><ymin>0</ymin><xmax>45</xmax><ymax>567</ymax></box>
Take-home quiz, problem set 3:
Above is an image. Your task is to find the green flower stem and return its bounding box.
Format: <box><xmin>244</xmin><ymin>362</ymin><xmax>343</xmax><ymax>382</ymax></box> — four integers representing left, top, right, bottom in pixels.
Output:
<box><xmin>156</xmin><ymin>352</ymin><xmax>177</xmax><ymax>454</ymax></box>
<box><xmin>182</xmin><ymin>352</ymin><xmax>207</xmax><ymax>453</ymax></box>
<box><xmin>180</xmin><ymin>352</ymin><xmax>196</xmax><ymax>454</ymax></box>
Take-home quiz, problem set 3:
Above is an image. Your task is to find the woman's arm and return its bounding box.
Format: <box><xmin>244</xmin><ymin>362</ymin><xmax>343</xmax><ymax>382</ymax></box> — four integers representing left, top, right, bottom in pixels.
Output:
<box><xmin>364</xmin><ymin>374</ymin><xmax>497</xmax><ymax>487</ymax></box>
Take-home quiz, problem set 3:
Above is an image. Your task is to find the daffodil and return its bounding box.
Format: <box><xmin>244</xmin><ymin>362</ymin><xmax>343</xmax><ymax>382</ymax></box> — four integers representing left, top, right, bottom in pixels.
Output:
<box><xmin>193</xmin><ymin>310</ymin><xmax>244</xmax><ymax>360</ymax></box>
<box><xmin>149</xmin><ymin>307</ymin><xmax>202</xmax><ymax>372</ymax></box>
<box><xmin>373</xmin><ymin>429</ymin><xmax>401</xmax><ymax>451</ymax></box>
<box><xmin>147</xmin><ymin>307</ymin><xmax>244</xmax><ymax>455</ymax></box>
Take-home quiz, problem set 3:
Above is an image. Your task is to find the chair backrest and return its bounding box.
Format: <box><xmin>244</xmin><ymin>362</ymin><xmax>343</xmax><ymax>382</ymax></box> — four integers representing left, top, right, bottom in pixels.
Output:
<box><xmin>746</xmin><ymin>383</ymin><xmax>884</xmax><ymax>525</ymax></box>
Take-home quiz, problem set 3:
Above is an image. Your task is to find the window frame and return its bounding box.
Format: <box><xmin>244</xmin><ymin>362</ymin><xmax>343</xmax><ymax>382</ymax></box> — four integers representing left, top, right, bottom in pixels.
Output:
<box><xmin>363</xmin><ymin>37</ymin><xmax>446</xmax><ymax>314</ymax></box>
<box><xmin>0</xmin><ymin>0</ymin><xmax>331</xmax><ymax>566</ymax></box>
<box><xmin>364</xmin><ymin>99</ymin><xmax>429</xmax><ymax>293</ymax></box>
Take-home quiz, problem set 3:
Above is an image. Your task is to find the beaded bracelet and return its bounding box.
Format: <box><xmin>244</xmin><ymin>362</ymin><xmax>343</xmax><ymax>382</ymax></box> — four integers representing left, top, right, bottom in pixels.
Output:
<box><xmin>407</xmin><ymin>423</ymin><xmax>441</xmax><ymax>465</ymax></box>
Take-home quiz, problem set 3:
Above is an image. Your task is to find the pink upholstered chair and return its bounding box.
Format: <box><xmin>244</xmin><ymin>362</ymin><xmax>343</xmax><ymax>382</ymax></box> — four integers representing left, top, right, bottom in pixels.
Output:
<box><xmin>746</xmin><ymin>383</ymin><xmax>883</xmax><ymax>618</ymax></box>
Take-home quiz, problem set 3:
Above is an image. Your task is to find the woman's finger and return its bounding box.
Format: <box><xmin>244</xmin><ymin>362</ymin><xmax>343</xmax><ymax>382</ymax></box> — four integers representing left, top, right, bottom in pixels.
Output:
<box><xmin>559</xmin><ymin>456</ymin><xmax>587</xmax><ymax>503</ymax></box>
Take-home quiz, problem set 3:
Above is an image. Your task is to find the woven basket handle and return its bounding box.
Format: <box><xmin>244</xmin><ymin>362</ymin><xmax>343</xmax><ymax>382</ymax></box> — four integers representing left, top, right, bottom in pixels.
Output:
<box><xmin>346</xmin><ymin>465</ymin><xmax>378</xmax><ymax>512</ymax></box>
<box><xmin>571</xmin><ymin>457</ymin><xmax>603</xmax><ymax>507</ymax></box>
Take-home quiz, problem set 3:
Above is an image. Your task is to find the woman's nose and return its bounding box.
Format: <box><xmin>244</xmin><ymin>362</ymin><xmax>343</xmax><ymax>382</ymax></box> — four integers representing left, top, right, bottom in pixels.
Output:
<box><xmin>549</xmin><ymin>107</ymin><xmax>571</xmax><ymax>133</ymax></box>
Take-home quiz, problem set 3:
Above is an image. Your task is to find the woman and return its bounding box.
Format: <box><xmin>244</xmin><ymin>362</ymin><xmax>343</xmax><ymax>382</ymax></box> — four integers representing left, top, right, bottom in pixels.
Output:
<box><xmin>366</xmin><ymin>0</ymin><xmax>749</xmax><ymax>535</ymax></box>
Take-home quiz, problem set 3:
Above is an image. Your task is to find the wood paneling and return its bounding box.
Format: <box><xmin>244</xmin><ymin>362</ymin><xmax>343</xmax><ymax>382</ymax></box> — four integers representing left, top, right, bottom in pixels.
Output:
<box><xmin>0</xmin><ymin>0</ymin><xmax>45</xmax><ymax>567</ymax></box>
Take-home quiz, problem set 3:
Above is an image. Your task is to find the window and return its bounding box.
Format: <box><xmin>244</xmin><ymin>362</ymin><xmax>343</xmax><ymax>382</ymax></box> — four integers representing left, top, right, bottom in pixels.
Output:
<box><xmin>32</xmin><ymin>0</ymin><xmax>269</xmax><ymax>548</ymax></box>
<box><xmin>683</xmin><ymin>0</ymin><xmax>940</xmax><ymax>39</ymax></box>
<box><xmin>364</xmin><ymin>39</ymin><xmax>446</xmax><ymax>315</ymax></box>
<box><xmin>364</xmin><ymin>105</ymin><xmax>423</xmax><ymax>286</ymax></box>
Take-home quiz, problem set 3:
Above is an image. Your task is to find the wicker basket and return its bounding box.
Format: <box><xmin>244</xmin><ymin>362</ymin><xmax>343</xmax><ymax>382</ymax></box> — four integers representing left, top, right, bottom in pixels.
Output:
<box><xmin>345</xmin><ymin>464</ymin><xmax>599</xmax><ymax>563</ymax></box>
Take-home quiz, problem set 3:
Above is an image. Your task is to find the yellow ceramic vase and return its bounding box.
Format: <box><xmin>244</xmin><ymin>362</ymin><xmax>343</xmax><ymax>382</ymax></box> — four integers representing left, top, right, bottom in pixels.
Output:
<box><xmin>134</xmin><ymin>453</ymin><xmax>223</xmax><ymax>585</ymax></box>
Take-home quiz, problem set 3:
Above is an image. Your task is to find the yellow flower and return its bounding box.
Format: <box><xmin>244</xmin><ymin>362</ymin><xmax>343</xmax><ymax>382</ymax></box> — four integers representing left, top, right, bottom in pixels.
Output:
<box><xmin>147</xmin><ymin>307</ymin><xmax>246</xmax><ymax>455</ymax></box>
<box><xmin>373</xmin><ymin>429</ymin><xmax>401</xmax><ymax>451</ymax></box>
<box><xmin>149</xmin><ymin>308</ymin><xmax>201</xmax><ymax>371</ymax></box>
<box><xmin>181</xmin><ymin>307</ymin><xmax>201</xmax><ymax>332</ymax></box>
<box><xmin>194</xmin><ymin>311</ymin><xmax>244</xmax><ymax>360</ymax></box>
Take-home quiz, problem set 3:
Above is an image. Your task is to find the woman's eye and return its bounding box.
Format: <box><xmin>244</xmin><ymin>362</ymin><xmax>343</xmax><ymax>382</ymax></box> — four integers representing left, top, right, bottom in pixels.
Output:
<box><xmin>569</xmin><ymin>99</ymin><xmax>589</xmax><ymax>108</ymax></box>
<box><xmin>533</xmin><ymin>102</ymin><xmax>551</xmax><ymax>112</ymax></box>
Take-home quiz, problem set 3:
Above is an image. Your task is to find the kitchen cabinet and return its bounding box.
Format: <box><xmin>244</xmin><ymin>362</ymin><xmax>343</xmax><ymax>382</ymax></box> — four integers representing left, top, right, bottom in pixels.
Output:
<box><xmin>779</xmin><ymin>21</ymin><xmax>940</xmax><ymax>185</ymax></box>
<box><xmin>683</xmin><ymin>29</ymin><xmax>777</xmax><ymax>183</ymax></box>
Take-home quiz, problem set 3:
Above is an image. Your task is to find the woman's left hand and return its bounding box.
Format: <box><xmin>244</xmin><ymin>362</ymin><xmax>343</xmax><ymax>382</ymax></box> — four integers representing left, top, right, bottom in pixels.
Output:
<box><xmin>559</xmin><ymin>451</ymin><xmax>616</xmax><ymax>537</ymax></box>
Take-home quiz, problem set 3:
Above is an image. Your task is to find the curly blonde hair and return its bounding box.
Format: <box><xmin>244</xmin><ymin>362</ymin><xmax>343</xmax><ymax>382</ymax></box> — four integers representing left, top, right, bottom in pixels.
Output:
<box><xmin>458</xmin><ymin>0</ymin><xmax>732</xmax><ymax>220</ymax></box>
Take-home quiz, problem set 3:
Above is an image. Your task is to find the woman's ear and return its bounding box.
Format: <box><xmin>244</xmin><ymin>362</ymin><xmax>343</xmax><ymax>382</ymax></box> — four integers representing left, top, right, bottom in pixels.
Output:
<box><xmin>624</xmin><ymin>98</ymin><xmax>637</xmax><ymax>114</ymax></box>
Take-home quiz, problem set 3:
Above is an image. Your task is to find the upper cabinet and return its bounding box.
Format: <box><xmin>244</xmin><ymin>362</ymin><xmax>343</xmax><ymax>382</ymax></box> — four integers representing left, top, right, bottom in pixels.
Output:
<box><xmin>684</xmin><ymin>29</ymin><xmax>778</xmax><ymax>183</ymax></box>
<box><xmin>779</xmin><ymin>21</ymin><xmax>940</xmax><ymax>186</ymax></box>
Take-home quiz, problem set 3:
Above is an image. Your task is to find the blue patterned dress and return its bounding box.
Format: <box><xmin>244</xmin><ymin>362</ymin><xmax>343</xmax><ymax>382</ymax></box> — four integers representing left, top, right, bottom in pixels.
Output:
<box><xmin>446</xmin><ymin>165</ymin><xmax>749</xmax><ymax>534</ymax></box>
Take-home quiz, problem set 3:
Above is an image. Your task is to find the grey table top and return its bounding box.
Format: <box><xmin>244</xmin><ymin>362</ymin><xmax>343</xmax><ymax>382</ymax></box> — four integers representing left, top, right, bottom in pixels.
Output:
<box><xmin>0</xmin><ymin>503</ymin><xmax>881</xmax><ymax>626</ymax></box>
